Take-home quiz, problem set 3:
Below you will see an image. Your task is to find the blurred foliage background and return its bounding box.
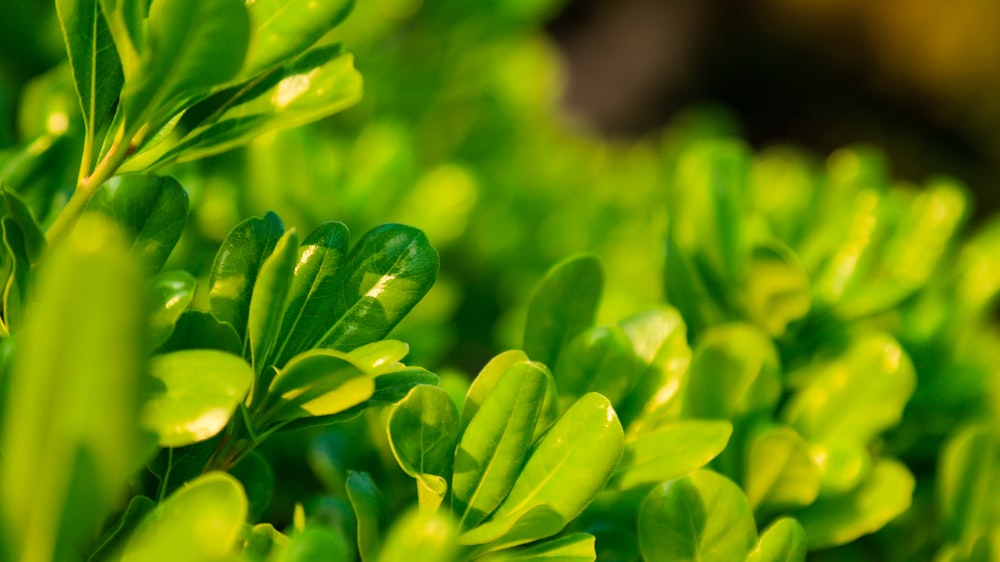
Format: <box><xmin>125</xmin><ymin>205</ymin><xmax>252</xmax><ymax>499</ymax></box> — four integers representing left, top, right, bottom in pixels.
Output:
<box><xmin>3</xmin><ymin>0</ymin><xmax>1000</xmax><ymax>378</ymax></box>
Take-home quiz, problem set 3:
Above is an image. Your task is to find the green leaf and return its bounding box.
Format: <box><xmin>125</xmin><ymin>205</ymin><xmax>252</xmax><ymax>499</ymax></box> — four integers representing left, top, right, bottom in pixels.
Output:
<box><xmin>316</xmin><ymin>223</ymin><xmax>439</xmax><ymax>352</ymax></box>
<box><xmin>148</xmin><ymin>270</ymin><xmax>197</xmax><ymax>348</ymax></box>
<box><xmin>248</xmin><ymin>228</ymin><xmax>298</xmax><ymax>375</ymax></box>
<box><xmin>272</xmin><ymin>221</ymin><xmax>349</xmax><ymax>366</ymax></box>
<box><xmin>377</xmin><ymin>510</ymin><xmax>458</xmax><ymax>562</ymax></box>
<box><xmin>241</xmin><ymin>0</ymin><xmax>354</xmax><ymax>78</ymax></box>
<box><xmin>937</xmin><ymin>425</ymin><xmax>998</xmax><ymax>545</ymax></box>
<box><xmin>744</xmin><ymin>425</ymin><xmax>821</xmax><ymax>513</ymax></box>
<box><xmin>554</xmin><ymin>324</ymin><xmax>643</xmax><ymax>409</ymax></box>
<box><xmin>121</xmin><ymin>0</ymin><xmax>250</xmax><ymax>134</ymax></box>
<box><xmin>122</xmin><ymin>472</ymin><xmax>248</xmax><ymax>562</ymax></box>
<box><xmin>388</xmin><ymin>385</ymin><xmax>460</xmax><ymax>479</ymax></box>
<box><xmin>462</xmin><ymin>393</ymin><xmax>624</xmax><ymax>549</ymax></box>
<box><xmin>156</xmin><ymin>45</ymin><xmax>363</xmax><ymax>165</ymax></box>
<box><xmin>638</xmin><ymin>470</ymin><xmax>757</xmax><ymax>562</ymax></box>
<box><xmin>156</xmin><ymin>309</ymin><xmax>243</xmax><ymax>356</ymax></box>
<box><xmin>0</xmin><ymin>187</ymin><xmax>46</xmax><ymax>264</ymax></box>
<box><xmin>613</xmin><ymin>420</ymin><xmax>732</xmax><ymax>490</ymax></box>
<box><xmin>480</xmin><ymin>533</ymin><xmax>596</xmax><ymax>561</ymax></box>
<box><xmin>1</xmin><ymin>217</ymin><xmax>31</xmax><ymax>333</ymax></box>
<box><xmin>744</xmin><ymin>243</ymin><xmax>811</xmax><ymax>337</ymax></box>
<box><xmin>88</xmin><ymin>495</ymin><xmax>155</xmax><ymax>562</ymax></box>
<box><xmin>277</xmin><ymin>527</ymin><xmax>351</xmax><ymax>562</ymax></box>
<box><xmin>795</xmin><ymin>459</ymin><xmax>914</xmax><ymax>549</ymax></box>
<box><xmin>55</xmin><ymin>0</ymin><xmax>123</xmax><ymax>139</ymax></box>
<box><xmin>85</xmin><ymin>174</ymin><xmax>190</xmax><ymax>273</ymax></box>
<box><xmin>348</xmin><ymin>339</ymin><xmax>410</xmax><ymax>375</ymax></box>
<box><xmin>347</xmin><ymin>471</ymin><xmax>384</xmax><ymax>562</ymax></box>
<box><xmin>263</xmin><ymin>349</ymin><xmax>374</xmax><ymax>423</ymax></box>
<box><xmin>209</xmin><ymin>212</ymin><xmax>285</xmax><ymax>344</ymax></box>
<box><xmin>746</xmin><ymin>518</ymin><xmax>807</xmax><ymax>562</ymax></box>
<box><xmin>231</xmin><ymin>450</ymin><xmax>274</xmax><ymax>522</ymax></box>
<box><xmin>782</xmin><ymin>332</ymin><xmax>915</xmax><ymax>445</ymax></box>
<box><xmin>460</xmin><ymin>350</ymin><xmax>530</xmax><ymax>432</ymax></box>
<box><xmin>242</xmin><ymin>524</ymin><xmax>288</xmax><ymax>562</ymax></box>
<box><xmin>451</xmin><ymin>361</ymin><xmax>550</xmax><ymax>530</ymax></box>
<box><xmin>523</xmin><ymin>253</ymin><xmax>602</xmax><ymax>371</ymax></box>
<box><xmin>142</xmin><ymin>349</ymin><xmax>253</xmax><ymax>447</ymax></box>
<box><xmin>684</xmin><ymin>323</ymin><xmax>781</xmax><ymax>420</ymax></box>
<box><xmin>0</xmin><ymin>216</ymin><xmax>144</xmax><ymax>562</ymax></box>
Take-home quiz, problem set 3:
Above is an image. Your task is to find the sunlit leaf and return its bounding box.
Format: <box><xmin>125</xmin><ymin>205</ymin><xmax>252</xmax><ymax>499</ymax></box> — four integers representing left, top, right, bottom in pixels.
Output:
<box><xmin>387</xmin><ymin>385</ymin><xmax>460</xmax><ymax>479</ymax></box>
<box><xmin>148</xmin><ymin>270</ymin><xmax>196</xmax><ymax>348</ymax></box>
<box><xmin>248</xmin><ymin>228</ymin><xmax>298</xmax><ymax>375</ymax></box>
<box><xmin>263</xmin><ymin>349</ymin><xmax>374</xmax><ymax>423</ymax></box>
<box><xmin>746</xmin><ymin>518</ymin><xmax>807</xmax><ymax>562</ymax></box>
<box><xmin>377</xmin><ymin>510</ymin><xmax>458</xmax><ymax>562</ymax></box>
<box><xmin>744</xmin><ymin>425</ymin><xmax>821</xmax><ymax>513</ymax></box>
<box><xmin>613</xmin><ymin>420</ymin><xmax>732</xmax><ymax>490</ymax></box>
<box><xmin>241</xmin><ymin>0</ymin><xmax>354</xmax><ymax>78</ymax></box>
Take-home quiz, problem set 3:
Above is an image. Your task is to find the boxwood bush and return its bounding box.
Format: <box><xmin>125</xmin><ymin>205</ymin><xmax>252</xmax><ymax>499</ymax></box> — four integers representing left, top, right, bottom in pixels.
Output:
<box><xmin>0</xmin><ymin>1</ymin><xmax>998</xmax><ymax>561</ymax></box>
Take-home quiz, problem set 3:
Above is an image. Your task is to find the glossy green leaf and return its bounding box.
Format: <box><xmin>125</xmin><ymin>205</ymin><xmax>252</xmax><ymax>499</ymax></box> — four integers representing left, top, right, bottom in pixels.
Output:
<box><xmin>0</xmin><ymin>187</ymin><xmax>46</xmax><ymax>263</ymax></box>
<box><xmin>613</xmin><ymin>420</ymin><xmax>732</xmax><ymax>490</ymax></box>
<box><xmin>142</xmin><ymin>349</ymin><xmax>253</xmax><ymax>447</ymax></box>
<box><xmin>616</xmin><ymin>307</ymin><xmax>691</xmax><ymax>432</ymax></box>
<box><xmin>55</xmin><ymin>0</ymin><xmax>123</xmax><ymax>140</ymax></box>
<box><xmin>86</xmin><ymin>174</ymin><xmax>190</xmax><ymax>273</ymax></box>
<box><xmin>783</xmin><ymin>332</ymin><xmax>915</xmax><ymax>445</ymax></box>
<box><xmin>461</xmin><ymin>350</ymin><xmax>530</xmax><ymax>431</ymax></box>
<box><xmin>348</xmin><ymin>340</ymin><xmax>410</xmax><ymax>375</ymax></box>
<box><xmin>263</xmin><ymin>349</ymin><xmax>374</xmax><ymax>423</ymax></box>
<box><xmin>555</xmin><ymin>324</ymin><xmax>643</xmax><ymax>409</ymax></box>
<box><xmin>121</xmin><ymin>0</ymin><xmax>249</xmax><ymax>133</ymax></box>
<box><xmin>231</xmin><ymin>450</ymin><xmax>274</xmax><ymax>522</ymax></box>
<box><xmin>277</xmin><ymin>527</ymin><xmax>350</xmax><ymax>562</ymax></box>
<box><xmin>388</xmin><ymin>385</ymin><xmax>460</xmax><ymax>479</ymax></box>
<box><xmin>122</xmin><ymin>472</ymin><xmax>248</xmax><ymax>562</ymax></box>
<box><xmin>684</xmin><ymin>323</ymin><xmax>781</xmax><ymax>420</ymax></box>
<box><xmin>746</xmin><ymin>518</ymin><xmax>807</xmax><ymax>562</ymax></box>
<box><xmin>638</xmin><ymin>470</ymin><xmax>757</xmax><ymax>562</ymax></box>
<box><xmin>523</xmin><ymin>253</ymin><xmax>602</xmax><ymax>371</ymax></box>
<box><xmin>481</xmin><ymin>533</ymin><xmax>596</xmax><ymax>561</ymax></box>
<box><xmin>1</xmin><ymin>217</ymin><xmax>31</xmax><ymax>333</ymax></box>
<box><xmin>316</xmin><ymin>223</ymin><xmax>439</xmax><ymax>352</ymax></box>
<box><xmin>347</xmin><ymin>471</ymin><xmax>384</xmax><ymax>562</ymax></box>
<box><xmin>209</xmin><ymin>212</ymin><xmax>285</xmax><ymax>343</ymax></box>
<box><xmin>744</xmin><ymin>425</ymin><xmax>821</xmax><ymax>512</ymax></box>
<box><xmin>156</xmin><ymin>309</ymin><xmax>243</xmax><ymax>356</ymax></box>
<box><xmin>377</xmin><ymin>510</ymin><xmax>458</xmax><ymax>562</ymax></box>
<box><xmin>795</xmin><ymin>459</ymin><xmax>914</xmax><ymax>549</ymax></box>
<box><xmin>87</xmin><ymin>495</ymin><xmax>155</xmax><ymax>562</ymax></box>
<box><xmin>462</xmin><ymin>393</ymin><xmax>624</xmax><ymax>549</ymax></box>
<box><xmin>416</xmin><ymin>474</ymin><xmax>448</xmax><ymax>514</ymax></box>
<box><xmin>452</xmin><ymin>361</ymin><xmax>549</xmax><ymax>530</ymax></box>
<box><xmin>148</xmin><ymin>270</ymin><xmax>197</xmax><ymax>348</ymax></box>
<box><xmin>0</xmin><ymin>216</ymin><xmax>144</xmax><ymax>562</ymax></box>
<box><xmin>241</xmin><ymin>0</ymin><xmax>354</xmax><ymax>77</ymax></box>
<box><xmin>157</xmin><ymin>45</ymin><xmax>362</xmax><ymax>165</ymax></box>
<box><xmin>272</xmin><ymin>221</ymin><xmax>350</xmax><ymax>367</ymax></box>
<box><xmin>938</xmin><ymin>424</ymin><xmax>999</xmax><ymax>545</ymax></box>
<box><xmin>248</xmin><ymin>228</ymin><xmax>298</xmax><ymax>374</ymax></box>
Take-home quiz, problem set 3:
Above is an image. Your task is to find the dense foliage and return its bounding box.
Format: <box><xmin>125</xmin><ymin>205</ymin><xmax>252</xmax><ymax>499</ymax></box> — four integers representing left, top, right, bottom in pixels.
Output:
<box><xmin>0</xmin><ymin>1</ymin><xmax>998</xmax><ymax>561</ymax></box>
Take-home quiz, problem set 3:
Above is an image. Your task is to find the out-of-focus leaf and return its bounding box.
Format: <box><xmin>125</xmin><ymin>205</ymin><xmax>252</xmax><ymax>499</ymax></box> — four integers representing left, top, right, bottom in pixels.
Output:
<box><xmin>744</xmin><ymin>243</ymin><xmax>811</xmax><ymax>337</ymax></box>
<box><xmin>276</xmin><ymin>527</ymin><xmax>350</xmax><ymax>562</ymax></box>
<box><xmin>783</xmin><ymin>333</ymin><xmax>915</xmax><ymax>445</ymax></box>
<box><xmin>209</xmin><ymin>212</ymin><xmax>284</xmax><ymax>343</ymax></box>
<box><xmin>315</xmin><ymin>224</ymin><xmax>439</xmax><ymax>352</ymax></box>
<box><xmin>377</xmin><ymin>510</ymin><xmax>458</xmax><ymax>562</ymax></box>
<box><xmin>523</xmin><ymin>253</ymin><xmax>602</xmax><ymax>371</ymax></box>
<box><xmin>121</xmin><ymin>472</ymin><xmax>248</xmax><ymax>562</ymax></box>
<box><xmin>479</xmin><ymin>533</ymin><xmax>596</xmax><ymax>561</ymax></box>
<box><xmin>142</xmin><ymin>349</ymin><xmax>253</xmax><ymax>447</ymax></box>
<box><xmin>744</xmin><ymin>425</ymin><xmax>821</xmax><ymax>512</ymax></box>
<box><xmin>638</xmin><ymin>470</ymin><xmax>757</xmax><ymax>562</ymax></box>
<box><xmin>1</xmin><ymin>217</ymin><xmax>31</xmax><ymax>332</ymax></box>
<box><xmin>387</xmin><ymin>385</ymin><xmax>459</xmax><ymax>479</ymax></box>
<box><xmin>461</xmin><ymin>393</ymin><xmax>624</xmax><ymax>549</ymax></box>
<box><xmin>85</xmin><ymin>174</ymin><xmax>189</xmax><ymax>272</ymax></box>
<box><xmin>684</xmin><ymin>323</ymin><xmax>781</xmax><ymax>420</ymax></box>
<box><xmin>0</xmin><ymin>188</ymin><xmax>46</xmax><ymax>263</ymax></box>
<box><xmin>272</xmin><ymin>221</ymin><xmax>349</xmax><ymax>366</ymax></box>
<box><xmin>55</xmin><ymin>0</ymin><xmax>123</xmax><ymax>140</ymax></box>
<box><xmin>613</xmin><ymin>420</ymin><xmax>732</xmax><ymax>490</ymax></box>
<box><xmin>263</xmin><ymin>349</ymin><xmax>373</xmax><ymax>423</ymax></box>
<box><xmin>938</xmin><ymin>424</ymin><xmax>999</xmax><ymax>545</ymax></box>
<box><xmin>231</xmin><ymin>450</ymin><xmax>274</xmax><ymax>522</ymax></box>
<box><xmin>88</xmin><ymin>495</ymin><xmax>155</xmax><ymax>562</ymax></box>
<box><xmin>452</xmin><ymin>361</ymin><xmax>548</xmax><ymax>530</ymax></box>
<box><xmin>0</xmin><ymin>216</ymin><xmax>143</xmax><ymax>561</ymax></box>
<box><xmin>121</xmin><ymin>0</ymin><xmax>249</xmax><ymax>132</ymax></box>
<box><xmin>248</xmin><ymin>229</ymin><xmax>298</xmax><ymax>375</ymax></box>
<box><xmin>242</xmin><ymin>524</ymin><xmax>288</xmax><ymax>562</ymax></box>
<box><xmin>554</xmin><ymin>324</ymin><xmax>642</xmax><ymax>410</ymax></box>
<box><xmin>241</xmin><ymin>0</ymin><xmax>354</xmax><ymax>77</ymax></box>
<box><xmin>795</xmin><ymin>459</ymin><xmax>914</xmax><ymax>549</ymax></box>
<box><xmin>156</xmin><ymin>309</ymin><xmax>243</xmax><ymax>356</ymax></box>
<box><xmin>347</xmin><ymin>471</ymin><xmax>384</xmax><ymax>562</ymax></box>
<box><xmin>148</xmin><ymin>270</ymin><xmax>196</xmax><ymax>348</ymax></box>
<box><xmin>156</xmin><ymin>45</ymin><xmax>362</xmax><ymax>165</ymax></box>
<box><xmin>746</xmin><ymin>518</ymin><xmax>807</xmax><ymax>562</ymax></box>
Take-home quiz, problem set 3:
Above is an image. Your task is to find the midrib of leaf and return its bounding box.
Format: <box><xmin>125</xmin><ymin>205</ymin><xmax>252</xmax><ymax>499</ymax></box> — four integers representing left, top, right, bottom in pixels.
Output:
<box><xmin>272</xmin><ymin>246</ymin><xmax>338</xmax><ymax>366</ymax></box>
<box><xmin>494</xmin><ymin>429</ymin><xmax>584</xmax><ymax>519</ymax></box>
<box><xmin>458</xmin><ymin>382</ymin><xmax>542</xmax><ymax>528</ymax></box>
